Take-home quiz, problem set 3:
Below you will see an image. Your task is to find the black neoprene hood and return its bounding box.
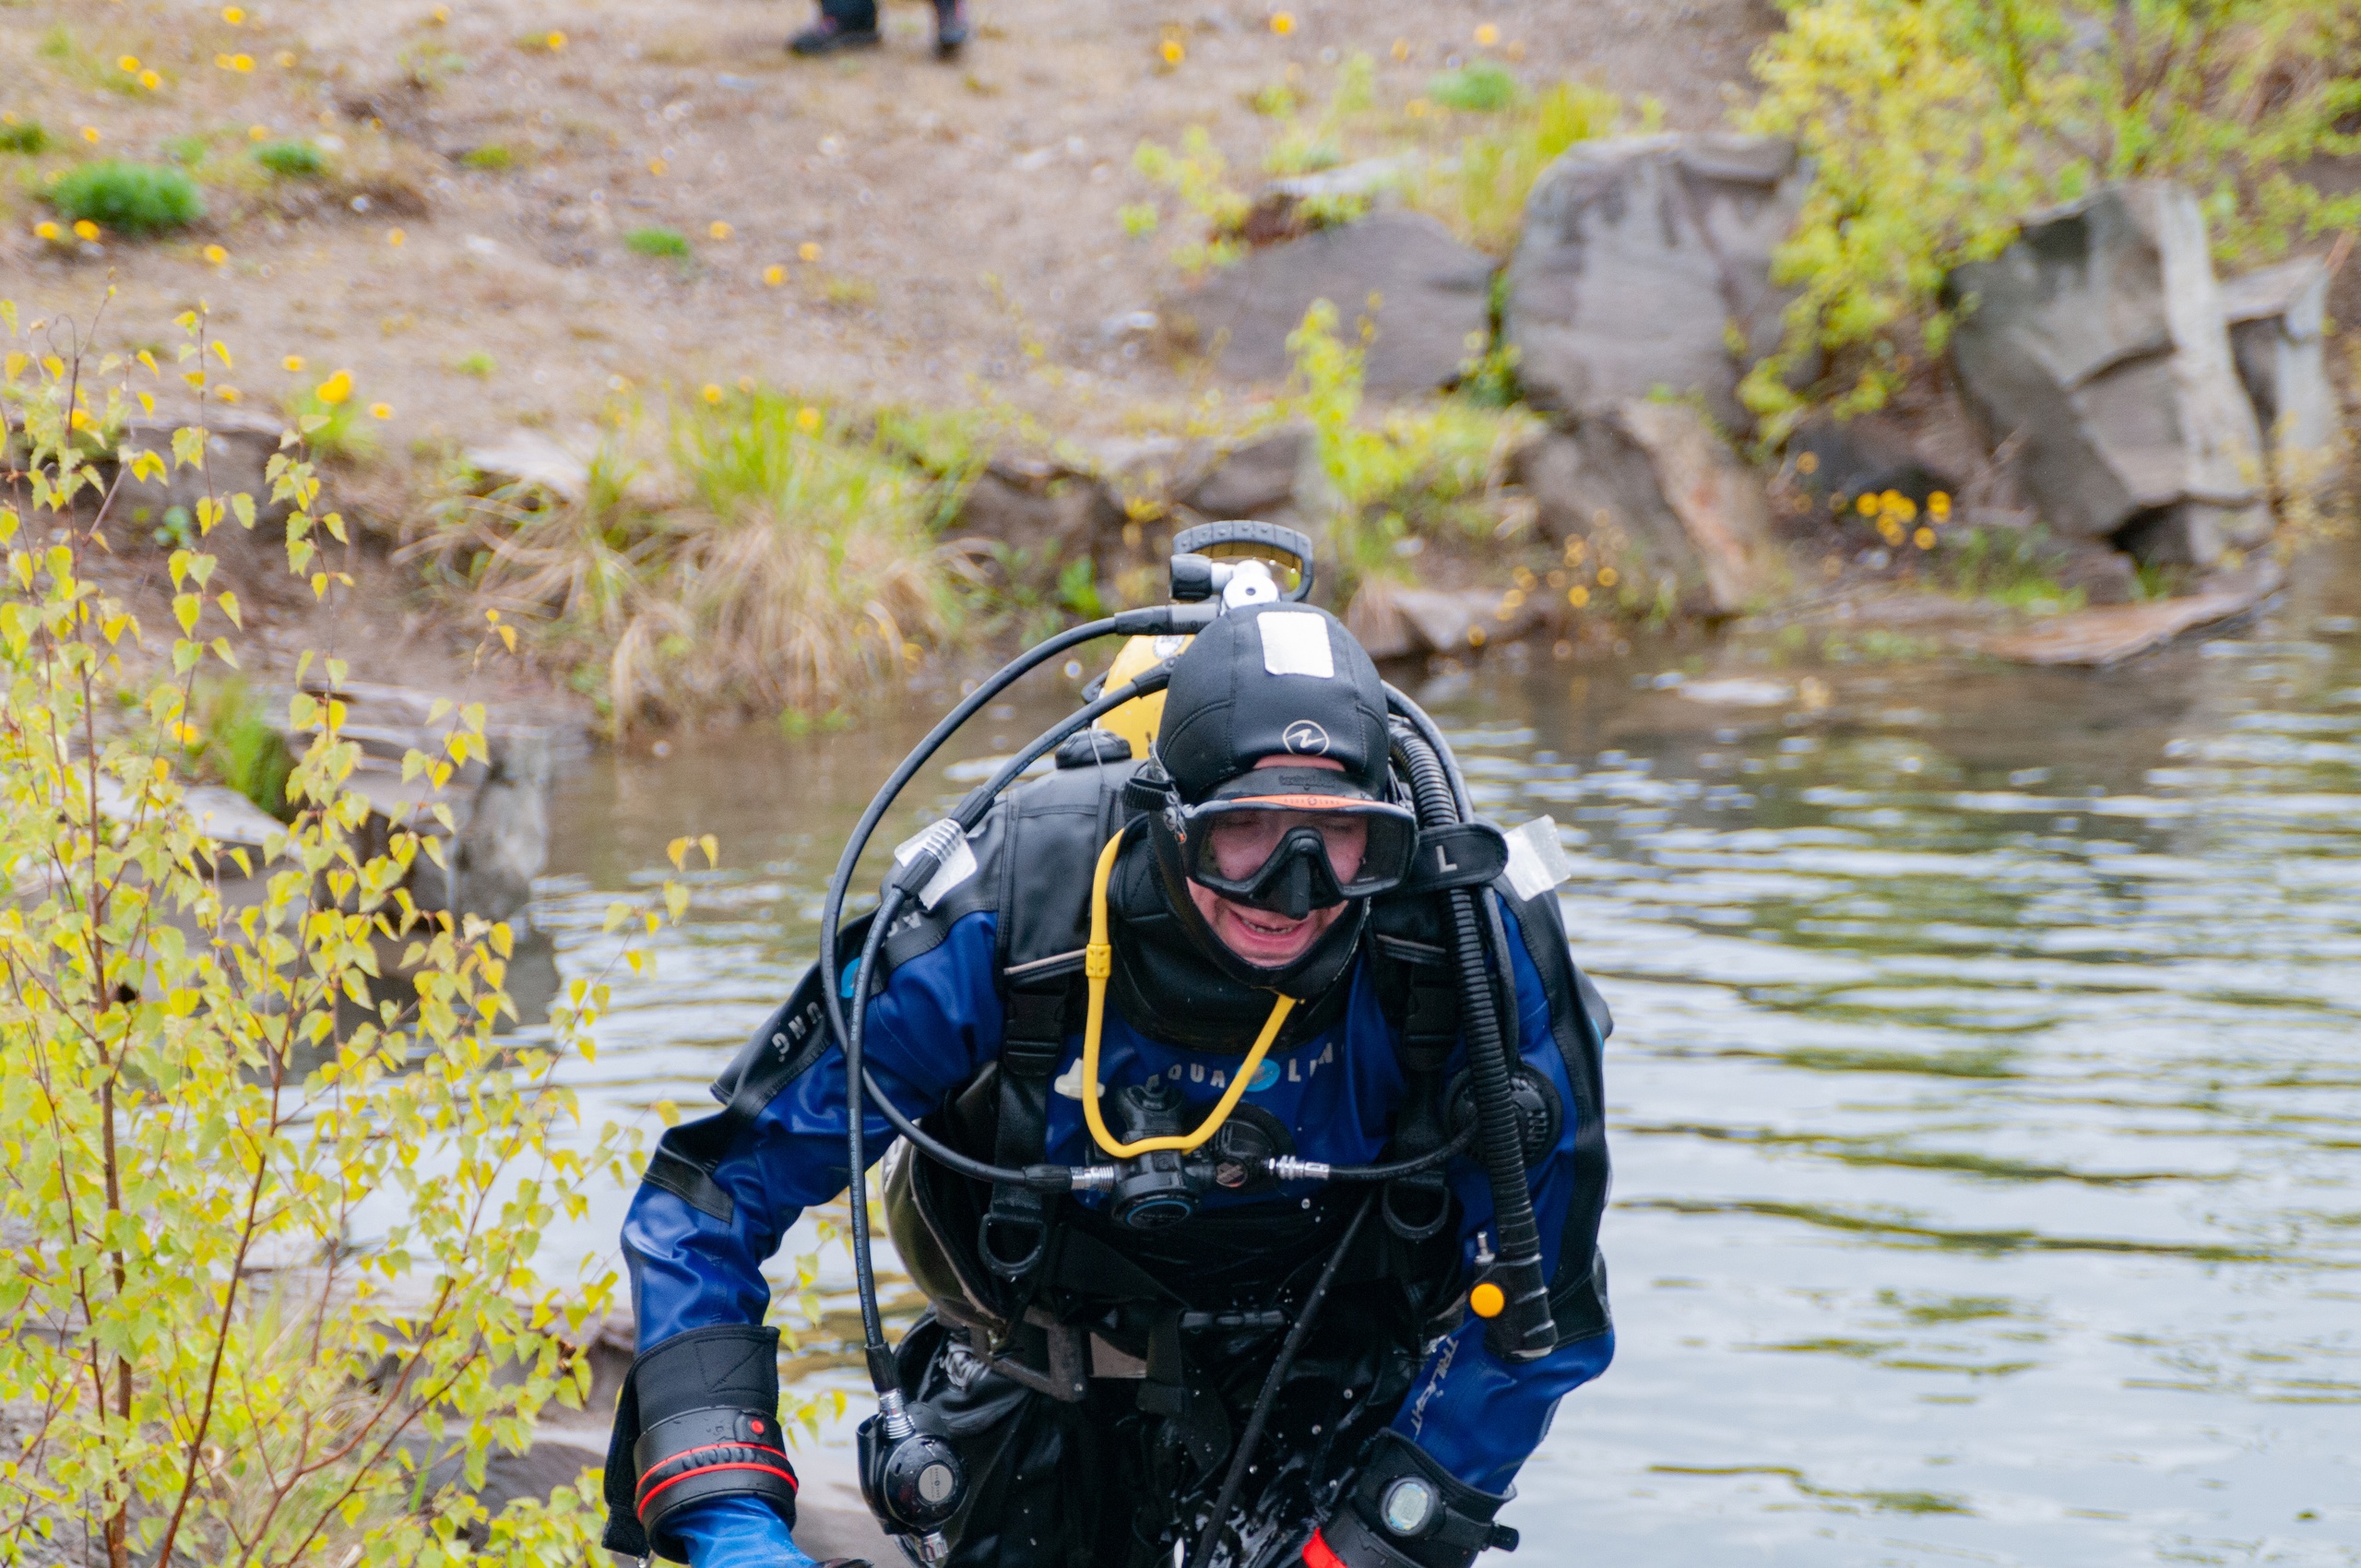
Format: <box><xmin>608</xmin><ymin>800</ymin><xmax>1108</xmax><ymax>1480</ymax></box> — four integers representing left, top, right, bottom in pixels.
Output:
<box><xmin>1156</xmin><ymin>602</ymin><xmax>1391</xmax><ymax>802</ymax></box>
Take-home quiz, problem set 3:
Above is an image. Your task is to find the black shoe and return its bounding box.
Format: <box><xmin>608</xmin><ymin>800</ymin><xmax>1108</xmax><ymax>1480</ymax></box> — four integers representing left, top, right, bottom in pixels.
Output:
<box><xmin>932</xmin><ymin>0</ymin><xmax>971</xmax><ymax>56</ymax></box>
<box><xmin>789</xmin><ymin>17</ymin><xmax>881</xmax><ymax>54</ymax></box>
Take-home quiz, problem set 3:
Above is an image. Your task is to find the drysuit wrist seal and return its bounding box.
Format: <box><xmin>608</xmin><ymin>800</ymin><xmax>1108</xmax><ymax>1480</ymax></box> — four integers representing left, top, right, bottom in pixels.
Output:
<box><xmin>1307</xmin><ymin>1431</ymin><xmax>1517</xmax><ymax>1568</ymax></box>
<box><xmin>624</xmin><ymin>1325</ymin><xmax>800</xmax><ymax>1560</ymax></box>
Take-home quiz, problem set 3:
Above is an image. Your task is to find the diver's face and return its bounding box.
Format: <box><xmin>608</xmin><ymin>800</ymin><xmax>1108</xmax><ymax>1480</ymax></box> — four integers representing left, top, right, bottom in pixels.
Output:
<box><xmin>1186</xmin><ymin>755</ymin><xmax>1353</xmax><ymax>968</ymax></box>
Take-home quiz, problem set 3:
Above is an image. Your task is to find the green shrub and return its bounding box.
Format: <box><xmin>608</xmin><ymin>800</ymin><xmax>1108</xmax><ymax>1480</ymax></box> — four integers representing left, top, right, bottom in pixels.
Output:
<box><xmin>1744</xmin><ymin>0</ymin><xmax>2361</xmax><ymax>435</ymax></box>
<box><xmin>0</xmin><ymin>298</ymin><xmax>675</xmax><ymax>1568</ymax></box>
<box><xmin>253</xmin><ymin>138</ymin><xmax>328</xmax><ymax>178</ymax></box>
<box><xmin>0</xmin><ymin>115</ymin><xmax>48</xmax><ymax>155</ymax></box>
<box><xmin>461</xmin><ymin>143</ymin><xmax>516</xmax><ymax>171</ymax></box>
<box><xmin>625</xmin><ymin>225</ymin><xmax>692</xmax><ymax>259</ymax></box>
<box><xmin>1428</xmin><ymin>62</ymin><xmax>1521</xmax><ymax>113</ymax></box>
<box><xmin>47</xmin><ymin>160</ymin><xmax>205</xmax><ymax>234</ymax></box>
<box><xmin>163</xmin><ymin>132</ymin><xmax>209</xmax><ymax>166</ymax></box>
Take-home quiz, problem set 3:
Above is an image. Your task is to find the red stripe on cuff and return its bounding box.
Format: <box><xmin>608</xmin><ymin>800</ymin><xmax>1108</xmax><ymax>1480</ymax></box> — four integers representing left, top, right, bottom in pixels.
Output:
<box><xmin>637</xmin><ymin>1459</ymin><xmax>801</xmax><ymax>1517</ymax></box>
<box><xmin>1302</xmin><ymin>1526</ymin><xmax>1347</xmax><ymax>1568</ymax></box>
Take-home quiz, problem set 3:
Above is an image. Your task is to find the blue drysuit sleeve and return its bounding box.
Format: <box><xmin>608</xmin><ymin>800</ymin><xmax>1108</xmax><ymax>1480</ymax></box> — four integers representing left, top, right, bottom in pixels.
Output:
<box><xmin>620</xmin><ymin>911</ymin><xmax>1005</xmax><ymax>1562</ymax></box>
<box><xmin>1388</xmin><ymin>903</ymin><xmax>1614</xmax><ymax>1494</ymax></box>
<box><xmin>668</xmin><ymin>1496</ymin><xmax>812</xmax><ymax>1568</ymax></box>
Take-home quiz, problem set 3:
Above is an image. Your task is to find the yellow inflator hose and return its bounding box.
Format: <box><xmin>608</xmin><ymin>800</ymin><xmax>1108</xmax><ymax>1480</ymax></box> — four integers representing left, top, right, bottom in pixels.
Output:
<box><xmin>1080</xmin><ymin>831</ymin><xmax>1295</xmax><ymax>1158</ymax></box>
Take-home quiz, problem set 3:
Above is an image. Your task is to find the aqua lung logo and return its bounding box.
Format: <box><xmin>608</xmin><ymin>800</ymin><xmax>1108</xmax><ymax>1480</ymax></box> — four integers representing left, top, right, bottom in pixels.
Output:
<box><xmin>1281</xmin><ymin>719</ymin><xmax>1330</xmax><ymax>755</ymax></box>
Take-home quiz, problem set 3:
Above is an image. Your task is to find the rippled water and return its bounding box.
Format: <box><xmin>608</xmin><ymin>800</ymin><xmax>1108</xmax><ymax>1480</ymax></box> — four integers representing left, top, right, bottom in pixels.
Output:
<box><xmin>539</xmin><ymin>552</ymin><xmax>2361</xmax><ymax>1565</ymax></box>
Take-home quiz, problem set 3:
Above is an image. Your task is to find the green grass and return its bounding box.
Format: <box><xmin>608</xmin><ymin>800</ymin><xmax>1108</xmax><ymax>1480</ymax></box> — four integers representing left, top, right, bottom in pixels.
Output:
<box><xmin>453</xmin><ymin>350</ymin><xmax>496</xmax><ymax>378</ymax></box>
<box><xmin>253</xmin><ymin>139</ymin><xmax>328</xmax><ymax>179</ymax></box>
<box><xmin>1405</xmin><ymin>82</ymin><xmax>1631</xmax><ymax>253</ymax></box>
<box><xmin>193</xmin><ymin>680</ymin><xmax>296</xmax><ymax>821</ymax></box>
<box><xmin>1427</xmin><ymin>62</ymin><xmax>1522</xmax><ymax>113</ymax></box>
<box><xmin>0</xmin><ymin>116</ymin><xmax>49</xmax><ymax>156</ymax></box>
<box><xmin>163</xmin><ymin>133</ymin><xmax>210</xmax><ymax>167</ymax></box>
<box><xmin>459</xmin><ymin>144</ymin><xmax>514</xmax><ymax>172</ymax></box>
<box><xmin>47</xmin><ymin>161</ymin><xmax>204</xmax><ymax>234</ymax></box>
<box><xmin>625</xmin><ymin>225</ymin><xmax>691</xmax><ymax>260</ymax></box>
<box><xmin>1939</xmin><ymin>527</ymin><xmax>2084</xmax><ymax>612</ymax></box>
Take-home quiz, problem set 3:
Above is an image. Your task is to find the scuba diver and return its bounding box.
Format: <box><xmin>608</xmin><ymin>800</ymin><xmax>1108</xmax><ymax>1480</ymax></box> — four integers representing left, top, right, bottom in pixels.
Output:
<box><xmin>601</xmin><ymin>526</ymin><xmax>1613</xmax><ymax>1568</ymax></box>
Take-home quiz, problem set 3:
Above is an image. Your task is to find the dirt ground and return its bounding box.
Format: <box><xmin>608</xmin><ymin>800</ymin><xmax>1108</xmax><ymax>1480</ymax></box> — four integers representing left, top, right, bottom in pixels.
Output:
<box><xmin>3</xmin><ymin>0</ymin><xmax>1779</xmax><ymax>449</ymax></box>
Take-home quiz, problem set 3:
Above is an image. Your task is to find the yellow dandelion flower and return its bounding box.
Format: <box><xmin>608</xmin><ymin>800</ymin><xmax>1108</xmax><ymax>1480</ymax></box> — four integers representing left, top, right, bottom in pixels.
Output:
<box><xmin>81</xmin><ymin>125</ymin><xmax>101</xmax><ymax>143</ymax></box>
<box><xmin>1913</xmin><ymin>527</ymin><xmax>1936</xmax><ymax>551</ymax></box>
<box><xmin>34</xmin><ymin>221</ymin><xmax>60</xmax><ymax>243</ymax></box>
<box><xmin>548</xmin><ymin>31</ymin><xmax>568</xmax><ymax>51</ymax></box>
<box><xmin>701</xmin><ymin>383</ymin><xmax>724</xmax><ymax>404</ymax></box>
<box><xmin>283</xmin><ymin>355</ymin><xmax>304</xmax><ymax>372</ymax></box>
<box><xmin>799</xmin><ymin>241</ymin><xmax>821</xmax><ymax>262</ymax></box>
<box><xmin>1391</xmin><ymin>37</ymin><xmax>1409</xmax><ymax>61</ymax></box>
<box><xmin>316</xmin><ymin>370</ymin><xmax>353</xmax><ymax>406</ymax></box>
<box><xmin>217</xmin><ymin>386</ymin><xmax>242</xmax><ymax>404</ymax></box>
<box><xmin>764</xmin><ymin>265</ymin><xmax>786</xmax><ymax>286</ymax></box>
<box><xmin>1596</xmin><ymin>566</ymin><xmax>1619</xmax><ymax>588</ymax></box>
<box><xmin>708</xmin><ymin>220</ymin><xmax>733</xmax><ymax>240</ymax></box>
<box><xmin>431</xmin><ymin>5</ymin><xmax>449</xmax><ymax>22</ymax></box>
<box><xmin>248</xmin><ymin>125</ymin><xmax>269</xmax><ymax>141</ymax></box>
<box><xmin>1567</xmin><ymin>585</ymin><xmax>1590</xmax><ymax>608</ymax></box>
<box><xmin>223</xmin><ymin>6</ymin><xmax>245</xmax><ymax>23</ymax></box>
<box><xmin>369</xmin><ymin>402</ymin><xmax>392</xmax><ymax>420</ymax></box>
<box><xmin>647</xmin><ymin>157</ymin><xmax>668</xmax><ymax>176</ymax></box>
<box><xmin>232</xmin><ymin>54</ymin><xmax>255</xmax><ymax>72</ymax></box>
<box><xmin>118</xmin><ymin>54</ymin><xmax>141</xmax><ymax>72</ymax></box>
<box><xmin>1161</xmin><ymin>38</ymin><xmax>1184</xmax><ymax>64</ymax></box>
<box><xmin>1794</xmin><ymin>450</ymin><xmax>1820</xmax><ymax>475</ymax></box>
<box><xmin>1474</xmin><ymin>23</ymin><xmax>1499</xmax><ymax>45</ymax></box>
<box><xmin>1878</xmin><ymin>517</ymin><xmax>1904</xmax><ymax>545</ymax></box>
<box><xmin>386</xmin><ymin>227</ymin><xmax>406</xmax><ymax>246</ymax></box>
<box><xmin>203</xmin><ymin>244</ymin><xmax>228</xmax><ymax>266</ymax></box>
<box><xmin>73</xmin><ymin>220</ymin><xmax>99</xmax><ymax>242</ymax></box>
<box><xmin>140</xmin><ymin>69</ymin><xmax>161</xmax><ymax>90</ymax></box>
<box><xmin>1270</xmin><ymin>11</ymin><xmax>1295</xmax><ymax>34</ymax></box>
<box><xmin>1855</xmin><ymin>493</ymin><xmax>1878</xmax><ymax>517</ymax></box>
<box><xmin>1928</xmin><ymin>491</ymin><xmax>1952</xmax><ymax>520</ymax></box>
<box><xmin>796</xmin><ymin>406</ymin><xmax>822</xmax><ymax>433</ymax></box>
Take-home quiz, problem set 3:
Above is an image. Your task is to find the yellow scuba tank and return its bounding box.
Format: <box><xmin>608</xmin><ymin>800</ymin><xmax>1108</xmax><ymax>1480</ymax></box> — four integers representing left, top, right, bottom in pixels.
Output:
<box><xmin>1093</xmin><ymin>528</ymin><xmax>1309</xmax><ymax>757</ymax></box>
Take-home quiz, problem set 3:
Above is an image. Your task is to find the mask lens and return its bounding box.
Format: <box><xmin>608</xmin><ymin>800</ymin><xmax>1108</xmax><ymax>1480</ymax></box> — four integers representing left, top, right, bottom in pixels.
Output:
<box><xmin>1181</xmin><ymin>799</ymin><xmax>1416</xmax><ymax>898</ymax></box>
<box><xmin>1202</xmin><ymin>810</ymin><xmax>1369</xmax><ymax>885</ymax></box>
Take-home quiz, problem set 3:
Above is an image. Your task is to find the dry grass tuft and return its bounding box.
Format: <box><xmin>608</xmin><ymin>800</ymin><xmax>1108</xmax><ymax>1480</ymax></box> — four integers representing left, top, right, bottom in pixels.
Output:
<box><xmin>421</xmin><ymin>390</ymin><xmax>966</xmax><ymax>731</ymax></box>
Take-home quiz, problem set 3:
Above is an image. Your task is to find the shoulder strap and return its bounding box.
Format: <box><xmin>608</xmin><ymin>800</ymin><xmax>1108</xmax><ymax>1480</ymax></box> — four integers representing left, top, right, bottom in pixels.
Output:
<box><xmin>979</xmin><ymin>758</ymin><xmax>1142</xmax><ymax>1280</ymax></box>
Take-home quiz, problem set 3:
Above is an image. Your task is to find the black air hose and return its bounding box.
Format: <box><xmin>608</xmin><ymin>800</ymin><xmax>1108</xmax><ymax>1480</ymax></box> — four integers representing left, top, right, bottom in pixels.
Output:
<box><xmin>1394</xmin><ymin>727</ymin><xmax>1556</xmax><ymax>1364</ymax></box>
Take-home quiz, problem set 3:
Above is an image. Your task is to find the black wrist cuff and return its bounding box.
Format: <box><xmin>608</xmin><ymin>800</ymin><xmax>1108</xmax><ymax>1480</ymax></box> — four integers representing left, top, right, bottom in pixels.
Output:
<box><xmin>1315</xmin><ymin>1431</ymin><xmax>1516</xmax><ymax>1568</ymax></box>
<box><xmin>603</xmin><ymin>1324</ymin><xmax>799</xmax><ymax>1562</ymax></box>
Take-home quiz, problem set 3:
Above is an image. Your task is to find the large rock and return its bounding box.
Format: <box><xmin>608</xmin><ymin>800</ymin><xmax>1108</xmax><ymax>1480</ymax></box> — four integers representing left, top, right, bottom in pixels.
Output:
<box><xmin>1511</xmin><ymin>399</ymin><xmax>1783</xmax><ymax>617</ymax></box>
<box><xmin>1947</xmin><ymin>184</ymin><xmax>2272</xmax><ymax>568</ymax></box>
<box><xmin>112</xmin><ymin>411</ymin><xmax>293</xmax><ymax>537</ymax></box>
<box><xmin>2220</xmin><ymin>255</ymin><xmax>2341</xmax><ymax>479</ymax></box>
<box><xmin>1346</xmin><ymin>582</ymin><xmax>1545</xmax><ymax>659</ymax></box>
<box><xmin>1165</xmin><ymin>213</ymin><xmax>1495</xmax><ymax>395</ymax></box>
<box><xmin>1501</xmin><ymin>135</ymin><xmax>1809</xmax><ymax>431</ymax></box>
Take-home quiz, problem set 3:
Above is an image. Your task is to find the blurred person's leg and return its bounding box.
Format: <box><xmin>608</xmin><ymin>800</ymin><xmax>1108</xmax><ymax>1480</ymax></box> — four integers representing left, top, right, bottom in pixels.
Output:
<box><xmin>932</xmin><ymin>0</ymin><xmax>970</xmax><ymax>56</ymax></box>
<box><xmin>787</xmin><ymin>0</ymin><xmax>880</xmax><ymax>55</ymax></box>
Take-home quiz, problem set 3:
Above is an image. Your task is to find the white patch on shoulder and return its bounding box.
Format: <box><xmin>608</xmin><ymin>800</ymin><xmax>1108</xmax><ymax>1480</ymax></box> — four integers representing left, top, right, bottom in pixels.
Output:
<box><xmin>1502</xmin><ymin>814</ymin><xmax>1575</xmax><ymax>901</ymax></box>
<box><xmin>1258</xmin><ymin>611</ymin><xmax>1335</xmax><ymax>679</ymax></box>
<box><xmin>893</xmin><ymin>823</ymin><xmax>979</xmax><ymax>910</ymax></box>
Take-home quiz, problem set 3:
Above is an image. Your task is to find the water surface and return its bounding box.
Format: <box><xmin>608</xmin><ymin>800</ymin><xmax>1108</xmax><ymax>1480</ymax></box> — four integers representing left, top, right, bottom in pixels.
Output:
<box><xmin>540</xmin><ymin>558</ymin><xmax>2361</xmax><ymax>1565</ymax></box>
